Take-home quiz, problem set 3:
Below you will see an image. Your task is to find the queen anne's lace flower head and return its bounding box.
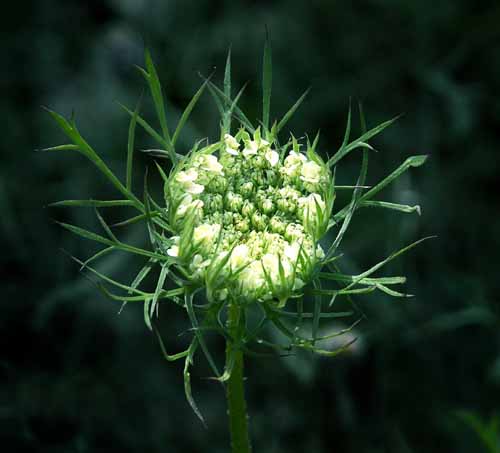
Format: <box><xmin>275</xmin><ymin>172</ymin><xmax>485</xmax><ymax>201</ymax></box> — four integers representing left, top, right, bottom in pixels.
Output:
<box><xmin>166</xmin><ymin>128</ymin><xmax>332</xmax><ymax>306</ymax></box>
<box><xmin>47</xmin><ymin>47</ymin><xmax>427</xmax><ymax>432</ymax></box>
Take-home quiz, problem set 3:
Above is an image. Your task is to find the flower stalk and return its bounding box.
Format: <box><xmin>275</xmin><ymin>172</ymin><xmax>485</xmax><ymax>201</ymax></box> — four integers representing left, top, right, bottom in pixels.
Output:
<box><xmin>225</xmin><ymin>301</ymin><xmax>251</xmax><ymax>453</ymax></box>
<box><xmin>45</xmin><ymin>38</ymin><xmax>429</xmax><ymax>453</ymax></box>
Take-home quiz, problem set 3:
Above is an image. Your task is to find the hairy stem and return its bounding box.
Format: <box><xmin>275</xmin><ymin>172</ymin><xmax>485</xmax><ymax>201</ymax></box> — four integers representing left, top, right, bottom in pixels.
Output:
<box><xmin>226</xmin><ymin>302</ymin><xmax>251</xmax><ymax>453</ymax></box>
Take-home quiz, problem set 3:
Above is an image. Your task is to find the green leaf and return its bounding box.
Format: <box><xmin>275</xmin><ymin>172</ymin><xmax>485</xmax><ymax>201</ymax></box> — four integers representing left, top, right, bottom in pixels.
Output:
<box><xmin>79</xmin><ymin>246</ymin><xmax>116</xmax><ymax>270</ymax></box>
<box><xmin>374</xmin><ymin>283</ymin><xmax>412</xmax><ymax>297</ymax></box>
<box><xmin>119</xmin><ymin>102</ymin><xmax>173</xmax><ymax>153</ymax></box>
<box><xmin>332</xmin><ymin>155</ymin><xmax>428</xmax><ymax>223</ymax></box>
<box><xmin>360</xmin><ymin>200</ymin><xmax>421</xmax><ymax>215</ymax></box>
<box><xmin>126</xmin><ymin>99</ymin><xmax>140</xmax><ymax>191</ymax></box>
<box><xmin>129</xmin><ymin>258</ymin><xmax>157</xmax><ymax>294</ymax></box>
<box><xmin>340</xmin><ymin>100</ymin><xmax>352</xmax><ymax>150</ymax></box>
<box><xmin>343</xmin><ymin>236</ymin><xmax>435</xmax><ymax>292</ymax></box>
<box><xmin>205</xmin><ymin>80</ymin><xmax>255</xmax><ymax>132</ymax></box>
<box><xmin>456</xmin><ymin>411</ymin><xmax>500</xmax><ymax>453</ymax></box>
<box><xmin>328</xmin><ymin>114</ymin><xmax>401</xmax><ymax>167</ymax></box>
<box><xmin>143</xmin><ymin>50</ymin><xmax>175</xmax><ymax>160</ymax></box>
<box><xmin>223</xmin><ymin>82</ymin><xmax>248</xmax><ymax>135</ymax></box>
<box><xmin>224</xmin><ymin>47</ymin><xmax>231</xmax><ymax>104</ymax></box>
<box><xmin>333</xmin><ymin>185</ymin><xmax>371</xmax><ymax>190</ymax></box>
<box><xmin>326</xmin><ymin>141</ymin><xmax>369</xmax><ymax>258</ymax></box>
<box><xmin>67</xmin><ymin>253</ymin><xmax>157</xmax><ymax>297</ymax></box>
<box><xmin>142</xmin><ymin>168</ymin><xmax>158</xmax><ymax>247</ymax></box>
<box><xmin>184</xmin><ymin>291</ymin><xmax>221</xmax><ymax>379</ymax></box>
<box><xmin>271</xmin><ymin>309</ymin><xmax>354</xmax><ymax>319</ymax></box>
<box><xmin>98</xmin><ymin>283</ymin><xmax>183</xmax><ymax>303</ymax></box>
<box><xmin>172</xmin><ymin>79</ymin><xmax>209</xmax><ymax>147</ymax></box>
<box><xmin>319</xmin><ymin>272</ymin><xmax>406</xmax><ymax>286</ymax></box>
<box><xmin>206</xmin><ymin>81</ymin><xmax>225</xmax><ymax>117</ymax></box>
<box><xmin>154</xmin><ymin>327</ymin><xmax>190</xmax><ymax>361</ymax></box>
<box><xmin>57</xmin><ymin>221</ymin><xmax>168</xmax><ymax>260</ymax></box>
<box><xmin>49</xmin><ymin>199</ymin><xmax>134</xmax><ymax>208</ymax></box>
<box><xmin>306</xmin><ymin>338</ymin><xmax>358</xmax><ymax>357</ymax></box>
<box><xmin>45</xmin><ymin>107</ymin><xmax>143</xmax><ymax>210</ymax></box>
<box><xmin>219</xmin><ymin>345</ymin><xmax>236</xmax><ymax>383</ymax></box>
<box><xmin>112</xmin><ymin>212</ymin><xmax>151</xmax><ymax>228</ymax></box>
<box><xmin>183</xmin><ymin>339</ymin><xmax>206</xmax><ymax>425</ymax></box>
<box><xmin>39</xmin><ymin>144</ymin><xmax>79</xmax><ymax>152</ymax></box>
<box><xmin>149</xmin><ymin>264</ymin><xmax>169</xmax><ymax>327</ymax></box>
<box><xmin>313</xmin><ymin>319</ymin><xmax>362</xmax><ymax>342</ymax></box>
<box><xmin>111</xmin><ymin>211</ymin><xmax>171</xmax><ymax>232</ymax></box>
<box><xmin>262</xmin><ymin>30</ymin><xmax>272</xmax><ymax>132</ymax></box>
<box><xmin>143</xmin><ymin>297</ymin><xmax>152</xmax><ymax>330</ymax></box>
<box><xmin>314</xmin><ymin>287</ymin><xmax>377</xmax><ymax>296</ymax></box>
<box><xmin>276</xmin><ymin>88</ymin><xmax>310</xmax><ymax>136</ymax></box>
<box><xmin>312</xmin><ymin>279</ymin><xmax>322</xmax><ymax>344</ymax></box>
<box><xmin>94</xmin><ymin>209</ymin><xmax>119</xmax><ymax>243</ymax></box>
<box><xmin>155</xmin><ymin>161</ymin><xmax>169</xmax><ymax>184</ymax></box>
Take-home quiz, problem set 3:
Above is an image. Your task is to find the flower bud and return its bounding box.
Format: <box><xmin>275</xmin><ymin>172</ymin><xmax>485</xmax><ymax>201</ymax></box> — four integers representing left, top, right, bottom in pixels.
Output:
<box><xmin>203</xmin><ymin>193</ymin><xmax>223</xmax><ymax>213</ymax></box>
<box><xmin>225</xmin><ymin>192</ymin><xmax>243</xmax><ymax>212</ymax></box>
<box><xmin>235</xmin><ymin>218</ymin><xmax>250</xmax><ymax>233</ymax></box>
<box><xmin>196</xmin><ymin>154</ymin><xmax>224</xmax><ymax>175</ymax></box>
<box><xmin>251</xmin><ymin>212</ymin><xmax>268</xmax><ymax>231</ymax></box>
<box><xmin>253</xmin><ymin>155</ymin><xmax>266</xmax><ymax>169</ymax></box>
<box><xmin>193</xmin><ymin>223</ymin><xmax>220</xmax><ymax>253</ymax></box>
<box><xmin>223</xmin><ymin>211</ymin><xmax>234</xmax><ymax>226</ymax></box>
<box><xmin>206</xmin><ymin>176</ymin><xmax>228</xmax><ymax>194</ymax></box>
<box><xmin>269</xmin><ymin>216</ymin><xmax>286</xmax><ymax>234</ymax></box>
<box><xmin>285</xmin><ymin>223</ymin><xmax>305</xmax><ymax>242</ymax></box>
<box><xmin>239</xmin><ymin>181</ymin><xmax>254</xmax><ymax>198</ymax></box>
<box><xmin>241</xmin><ymin>200</ymin><xmax>256</xmax><ymax>217</ymax></box>
<box><xmin>300</xmin><ymin>160</ymin><xmax>322</xmax><ymax>185</ymax></box>
<box><xmin>261</xmin><ymin>198</ymin><xmax>275</xmax><ymax>214</ymax></box>
<box><xmin>230</xmin><ymin>244</ymin><xmax>250</xmax><ymax>270</ymax></box>
<box><xmin>224</xmin><ymin>133</ymin><xmax>240</xmax><ymax>155</ymax></box>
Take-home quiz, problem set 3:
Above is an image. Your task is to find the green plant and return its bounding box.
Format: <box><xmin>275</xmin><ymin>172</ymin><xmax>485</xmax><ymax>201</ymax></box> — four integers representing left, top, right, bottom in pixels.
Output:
<box><xmin>457</xmin><ymin>411</ymin><xmax>500</xmax><ymax>453</ymax></box>
<box><xmin>44</xmin><ymin>39</ymin><xmax>429</xmax><ymax>452</ymax></box>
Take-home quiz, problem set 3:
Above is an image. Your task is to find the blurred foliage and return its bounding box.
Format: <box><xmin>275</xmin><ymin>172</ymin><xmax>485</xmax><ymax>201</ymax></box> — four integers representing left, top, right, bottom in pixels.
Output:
<box><xmin>456</xmin><ymin>411</ymin><xmax>500</xmax><ymax>452</ymax></box>
<box><xmin>1</xmin><ymin>0</ymin><xmax>500</xmax><ymax>452</ymax></box>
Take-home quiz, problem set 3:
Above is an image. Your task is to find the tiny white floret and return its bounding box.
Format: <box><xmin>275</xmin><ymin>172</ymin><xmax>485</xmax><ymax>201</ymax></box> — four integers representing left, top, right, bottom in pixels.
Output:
<box><xmin>199</xmin><ymin>154</ymin><xmax>224</xmax><ymax>175</ymax></box>
<box><xmin>167</xmin><ymin>245</ymin><xmax>179</xmax><ymax>257</ymax></box>
<box><xmin>224</xmin><ymin>134</ymin><xmax>240</xmax><ymax>150</ymax></box>
<box><xmin>300</xmin><ymin>160</ymin><xmax>322</xmax><ymax>184</ymax></box>
<box><xmin>242</xmin><ymin>140</ymin><xmax>259</xmax><ymax>157</ymax></box>
<box><xmin>175</xmin><ymin>168</ymin><xmax>198</xmax><ymax>183</ymax></box>
<box><xmin>265</xmin><ymin>149</ymin><xmax>279</xmax><ymax>167</ymax></box>
<box><xmin>185</xmin><ymin>182</ymin><xmax>205</xmax><ymax>194</ymax></box>
<box><xmin>193</xmin><ymin>223</ymin><xmax>220</xmax><ymax>246</ymax></box>
<box><xmin>230</xmin><ymin>244</ymin><xmax>250</xmax><ymax>270</ymax></box>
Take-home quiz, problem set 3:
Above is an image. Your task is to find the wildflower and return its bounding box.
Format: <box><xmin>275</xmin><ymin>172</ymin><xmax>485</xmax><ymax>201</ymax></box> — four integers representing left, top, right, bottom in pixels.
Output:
<box><xmin>242</xmin><ymin>140</ymin><xmax>259</xmax><ymax>157</ymax></box>
<box><xmin>193</xmin><ymin>223</ymin><xmax>220</xmax><ymax>252</ymax></box>
<box><xmin>224</xmin><ymin>133</ymin><xmax>240</xmax><ymax>155</ymax></box>
<box><xmin>196</xmin><ymin>154</ymin><xmax>224</xmax><ymax>175</ymax></box>
<box><xmin>176</xmin><ymin>195</ymin><xmax>204</xmax><ymax>218</ymax></box>
<box><xmin>166</xmin><ymin>134</ymin><xmax>331</xmax><ymax>304</ymax></box>
<box><xmin>300</xmin><ymin>160</ymin><xmax>323</xmax><ymax>184</ymax></box>
<box><xmin>167</xmin><ymin>236</ymin><xmax>180</xmax><ymax>257</ymax></box>
<box><xmin>230</xmin><ymin>244</ymin><xmax>250</xmax><ymax>270</ymax></box>
<box><xmin>265</xmin><ymin>149</ymin><xmax>279</xmax><ymax>167</ymax></box>
<box><xmin>47</xmin><ymin>46</ymin><xmax>427</xmax><ymax>444</ymax></box>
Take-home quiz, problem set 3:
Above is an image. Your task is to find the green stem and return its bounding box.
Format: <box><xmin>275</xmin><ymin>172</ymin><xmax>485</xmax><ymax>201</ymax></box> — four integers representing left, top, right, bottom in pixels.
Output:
<box><xmin>226</xmin><ymin>302</ymin><xmax>251</xmax><ymax>453</ymax></box>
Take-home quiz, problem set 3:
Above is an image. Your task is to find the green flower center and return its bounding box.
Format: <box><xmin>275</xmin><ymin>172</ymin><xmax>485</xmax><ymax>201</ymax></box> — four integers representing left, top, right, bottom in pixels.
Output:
<box><xmin>166</xmin><ymin>129</ymin><xmax>332</xmax><ymax>305</ymax></box>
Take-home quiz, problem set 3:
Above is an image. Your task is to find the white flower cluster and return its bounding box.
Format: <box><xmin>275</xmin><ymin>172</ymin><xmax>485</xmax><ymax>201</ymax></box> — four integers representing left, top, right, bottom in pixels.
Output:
<box><xmin>166</xmin><ymin>129</ymin><xmax>331</xmax><ymax>305</ymax></box>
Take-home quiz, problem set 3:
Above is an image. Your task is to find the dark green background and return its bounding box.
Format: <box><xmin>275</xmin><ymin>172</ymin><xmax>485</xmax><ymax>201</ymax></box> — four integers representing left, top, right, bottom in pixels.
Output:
<box><xmin>2</xmin><ymin>1</ymin><xmax>499</xmax><ymax>452</ymax></box>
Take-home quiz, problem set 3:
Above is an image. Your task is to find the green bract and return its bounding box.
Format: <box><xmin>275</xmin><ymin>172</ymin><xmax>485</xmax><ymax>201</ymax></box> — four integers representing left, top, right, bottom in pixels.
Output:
<box><xmin>45</xmin><ymin>45</ymin><xmax>430</xmax><ymax>426</ymax></box>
